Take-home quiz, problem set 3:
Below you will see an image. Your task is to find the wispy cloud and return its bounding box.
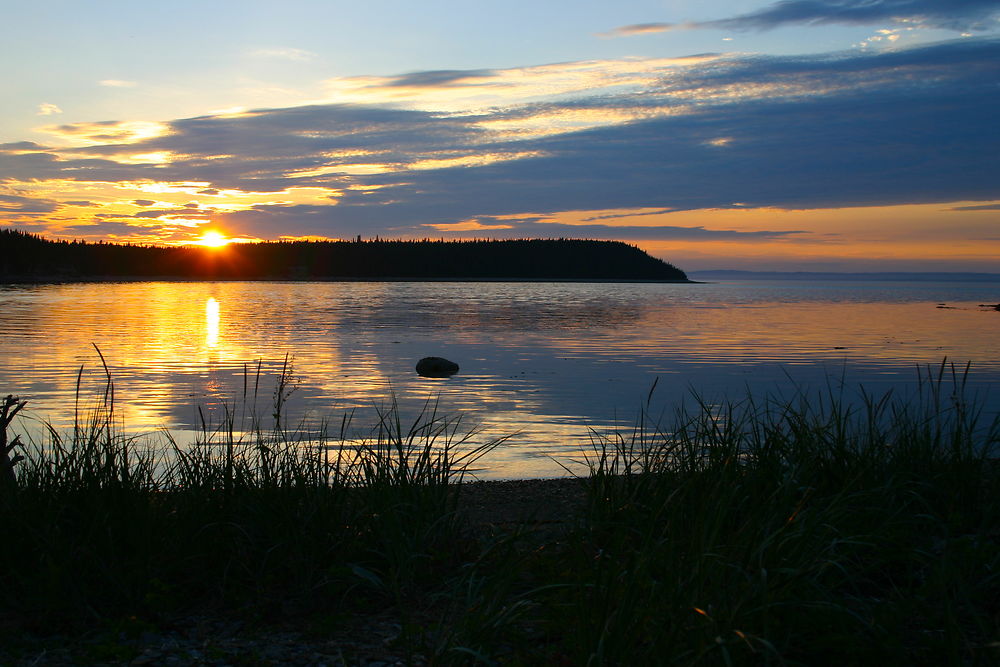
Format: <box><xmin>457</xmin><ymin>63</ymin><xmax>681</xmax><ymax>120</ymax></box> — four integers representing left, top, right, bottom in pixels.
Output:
<box><xmin>99</xmin><ymin>79</ymin><xmax>137</xmax><ymax>88</ymax></box>
<box><xmin>603</xmin><ymin>0</ymin><xmax>1000</xmax><ymax>37</ymax></box>
<box><xmin>0</xmin><ymin>141</ymin><xmax>46</xmax><ymax>151</ymax></box>
<box><xmin>428</xmin><ymin>219</ymin><xmax>807</xmax><ymax>241</ymax></box>
<box><xmin>383</xmin><ymin>70</ymin><xmax>497</xmax><ymax>88</ymax></box>
<box><xmin>597</xmin><ymin>23</ymin><xmax>681</xmax><ymax>38</ymax></box>
<box><xmin>58</xmin><ymin>221</ymin><xmax>174</xmax><ymax>239</ymax></box>
<box><xmin>323</xmin><ymin>55</ymin><xmax>718</xmax><ymax>113</ymax></box>
<box><xmin>39</xmin><ymin>120</ymin><xmax>169</xmax><ymax>146</ymax></box>
<box><xmin>37</xmin><ymin>103</ymin><xmax>62</xmax><ymax>116</ymax></box>
<box><xmin>0</xmin><ymin>194</ymin><xmax>60</xmax><ymax>213</ymax></box>
<box><xmin>951</xmin><ymin>203</ymin><xmax>1000</xmax><ymax>211</ymax></box>
<box><xmin>581</xmin><ymin>209</ymin><xmax>676</xmax><ymax>222</ymax></box>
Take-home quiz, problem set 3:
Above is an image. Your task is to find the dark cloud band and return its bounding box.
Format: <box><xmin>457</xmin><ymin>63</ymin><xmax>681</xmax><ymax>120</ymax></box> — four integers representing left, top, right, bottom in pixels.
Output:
<box><xmin>2</xmin><ymin>38</ymin><xmax>999</xmax><ymax>241</ymax></box>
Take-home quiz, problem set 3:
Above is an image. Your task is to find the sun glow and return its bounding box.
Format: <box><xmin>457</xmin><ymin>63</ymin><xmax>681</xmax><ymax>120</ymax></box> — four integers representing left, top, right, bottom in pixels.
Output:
<box><xmin>195</xmin><ymin>230</ymin><xmax>231</xmax><ymax>248</ymax></box>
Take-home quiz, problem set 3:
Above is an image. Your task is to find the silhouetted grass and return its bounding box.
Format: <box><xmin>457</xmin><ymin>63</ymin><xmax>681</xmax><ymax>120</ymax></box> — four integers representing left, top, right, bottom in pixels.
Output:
<box><xmin>2</xmin><ymin>360</ymin><xmax>999</xmax><ymax>664</ymax></box>
<box><xmin>530</xmin><ymin>361</ymin><xmax>1000</xmax><ymax>665</ymax></box>
<box><xmin>1</xmin><ymin>358</ymin><xmax>501</xmax><ymax>649</ymax></box>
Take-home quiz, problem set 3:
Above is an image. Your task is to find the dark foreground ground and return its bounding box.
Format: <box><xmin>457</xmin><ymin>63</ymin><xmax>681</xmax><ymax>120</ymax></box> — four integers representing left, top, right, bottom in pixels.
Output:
<box><xmin>2</xmin><ymin>479</ymin><xmax>587</xmax><ymax>666</ymax></box>
<box><xmin>5</xmin><ymin>373</ymin><xmax>999</xmax><ymax>665</ymax></box>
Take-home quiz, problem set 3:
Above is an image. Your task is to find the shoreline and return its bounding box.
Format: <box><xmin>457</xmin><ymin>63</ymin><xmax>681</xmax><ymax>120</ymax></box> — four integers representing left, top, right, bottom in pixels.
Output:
<box><xmin>1</xmin><ymin>275</ymin><xmax>697</xmax><ymax>285</ymax></box>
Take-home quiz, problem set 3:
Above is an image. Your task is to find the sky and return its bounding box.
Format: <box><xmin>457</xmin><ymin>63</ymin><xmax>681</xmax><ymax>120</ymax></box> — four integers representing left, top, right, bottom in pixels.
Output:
<box><xmin>2</xmin><ymin>0</ymin><xmax>999</xmax><ymax>272</ymax></box>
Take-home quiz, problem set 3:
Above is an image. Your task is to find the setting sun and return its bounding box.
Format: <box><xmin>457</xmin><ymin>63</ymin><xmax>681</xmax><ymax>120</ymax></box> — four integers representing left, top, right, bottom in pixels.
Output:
<box><xmin>195</xmin><ymin>230</ymin><xmax>230</xmax><ymax>248</ymax></box>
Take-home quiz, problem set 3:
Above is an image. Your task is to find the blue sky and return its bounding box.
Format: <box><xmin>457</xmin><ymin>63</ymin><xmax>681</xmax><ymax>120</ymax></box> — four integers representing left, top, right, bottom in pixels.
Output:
<box><xmin>2</xmin><ymin>0</ymin><xmax>999</xmax><ymax>271</ymax></box>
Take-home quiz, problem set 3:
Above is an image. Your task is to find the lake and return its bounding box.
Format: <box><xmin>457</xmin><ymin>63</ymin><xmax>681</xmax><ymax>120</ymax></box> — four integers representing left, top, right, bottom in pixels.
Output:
<box><xmin>1</xmin><ymin>279</ymin><xmax>998</xmax><ymax>478</ymax></box>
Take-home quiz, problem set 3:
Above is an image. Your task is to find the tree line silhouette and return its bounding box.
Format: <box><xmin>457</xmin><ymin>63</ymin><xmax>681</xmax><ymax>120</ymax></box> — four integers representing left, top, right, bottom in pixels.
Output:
<box><xmin>0</xmin><ymin>229</ymin><xmax>688</xmax><ymax>281</ymax></box>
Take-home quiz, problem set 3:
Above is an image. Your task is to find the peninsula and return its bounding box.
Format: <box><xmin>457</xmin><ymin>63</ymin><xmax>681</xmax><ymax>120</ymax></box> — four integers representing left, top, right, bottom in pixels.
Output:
<box><xmin>0</xmin><ymin>231</ymin><xmax>689</xmax><ymax>282</ymax></box>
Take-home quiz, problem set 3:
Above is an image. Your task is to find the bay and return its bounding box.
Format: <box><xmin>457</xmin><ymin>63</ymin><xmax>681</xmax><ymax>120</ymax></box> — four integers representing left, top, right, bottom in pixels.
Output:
<box><xmin>1</xmin><ymin>279</ymin><xmax>997</xmax><ymax>478</ymax></box>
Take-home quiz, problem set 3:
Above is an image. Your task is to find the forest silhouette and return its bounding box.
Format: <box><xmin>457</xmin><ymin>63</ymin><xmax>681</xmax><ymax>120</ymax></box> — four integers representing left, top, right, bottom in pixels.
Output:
<box><xmin>0</xmin><ymin>230</ymin><xmax>688</xmax><ymax>282</ymax></box>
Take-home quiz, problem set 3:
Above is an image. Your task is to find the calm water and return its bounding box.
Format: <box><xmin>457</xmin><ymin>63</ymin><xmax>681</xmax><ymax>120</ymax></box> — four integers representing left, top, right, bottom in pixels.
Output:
<box><xmin>1</xmin><ymin>280</ymin><xmax>998</xmax><ymax>478</ymax></box>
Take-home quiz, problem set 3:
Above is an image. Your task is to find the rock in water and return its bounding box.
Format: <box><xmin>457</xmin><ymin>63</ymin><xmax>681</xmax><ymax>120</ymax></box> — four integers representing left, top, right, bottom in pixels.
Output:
<box><xmin>416</xmin><ymin>356</ymin><xmax>460</xmax><ymax>378</ymax></box>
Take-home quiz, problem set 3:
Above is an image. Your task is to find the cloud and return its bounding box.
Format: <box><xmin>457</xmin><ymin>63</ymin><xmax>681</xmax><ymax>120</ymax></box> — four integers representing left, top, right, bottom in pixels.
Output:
<box><xmin>598</xmin><ymin>22</ymin><xmax>680</xmax><ymax>38</ymax></box>
<box><xmin>0</xmin><ymin>194</ymin><xmax>60</xmax><ymax>213</ymax></box>
<box><xmin>39</xmin><ymin>120</ymin><xmax>169</xmax><ymax>146</ymax></box>
<box><xmin>602</xmin><ymin>0</ymin><xmax>1000</xmax><ymax>39</ymax></box>
<box><xmin>37</xmin><ymin>103</ymin><xmax>63</xmax><ymax>116</ymax></box>
<box><xmin>130</xmin><ymin>208</ymin><xmax>211</xmax><ymax>220</ymax></box>
<box><xmin>99</xmin><ymin>79</ymin><xmax>137</xmax><ymax>88</ymax></box>
<box><xmin>4</xmin><ymin>38</ymin><xmax>1000</xmax><ymax>242</ymax></box>
<box><xmin>64</xmin><ymin>200</ymin><xmax>97</xmax><ymax>207</ymax></box>
<box><xmin>59</xmin><ymin>221</ymin><xmax>172</xmax><ymax>238</ymax></box>
<box><xmin>0</xmin><ymin>142</ymin><xmax>46</xmax><ymax>151</ymax></box>
<box><xmin>429</xmin><ymin>219</ymin><xmax>806</xmax><ymax>241</ymax></box>
<box><xmin>322</xmin><ymin>56</ymin><xmax>718</xmax><ymax>113</ymax></box>
<box><xmin>383</xmin><ymin>69</ymin><xmax>497</xmax><ymax>87</ymax></box>
<box><xmin>950</xmin><ymin>202</ymin><xmax>1000</xmax><ymax>210</ymax></box>
<box><xmin>133</xmin><ymin>199</ymin><xmax>156</xmax><ymax>206</ymax></box>
<box><xmin>694</xmin><ymin>0</ymin><xmax>1000</xmax><ymax>33</ymax></box>
<box><xmin>251</xmin><ymin>47</ymin><xmax>316</xmax><ymax>62</ymax></box>
<box><xmin>581</xmin><ymin>209</ymin><xmax>676</xmax><ymax>222</ymax></box>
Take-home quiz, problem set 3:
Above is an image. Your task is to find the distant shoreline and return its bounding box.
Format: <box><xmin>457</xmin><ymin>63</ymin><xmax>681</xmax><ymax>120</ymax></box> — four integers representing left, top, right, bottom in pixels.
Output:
<box><xmin>1</xmin><ymin>275</ymin><xmax>696</xmax><ymax>285</ymax></box>
<box><xmin>0</xmin><ymin>233</ymin><xmax>690</xmax><ymax>283</ymax></box>
<box><xmin>690</xmin><ymin>270</ymin><xmax>1000</xmax><ymax>282</ymax></box>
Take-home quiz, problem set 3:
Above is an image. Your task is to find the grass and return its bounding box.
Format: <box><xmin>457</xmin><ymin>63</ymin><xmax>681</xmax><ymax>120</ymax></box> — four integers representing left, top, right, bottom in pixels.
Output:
<box><xmin>2</xmin><ymin>359</ymin><xmax>999</xmax><ymax>664</ymax></box>
<box><xmin>553</xmin><ymin>362</ymin><xmax>1000</xmax><ymax>665</ymax></box>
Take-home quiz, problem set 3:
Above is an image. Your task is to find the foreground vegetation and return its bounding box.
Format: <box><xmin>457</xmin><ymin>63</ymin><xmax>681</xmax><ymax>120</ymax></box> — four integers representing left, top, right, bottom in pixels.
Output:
<box><xmin>2</xmin><ymin>362</ymin><xmax>999</xmax><ymax>664</ymax></box>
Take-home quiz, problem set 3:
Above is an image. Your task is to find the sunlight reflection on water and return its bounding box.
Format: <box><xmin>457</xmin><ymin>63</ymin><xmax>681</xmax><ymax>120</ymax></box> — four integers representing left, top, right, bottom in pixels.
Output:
<box><xmin>1</xmin><ymin>280</ymin><xmax>998</xmax><ymax>478</ymax></box>
<box><xmin>205</xmin><ymin>297</ymin><xmax>220</xmax><ymax>349</ymax></box>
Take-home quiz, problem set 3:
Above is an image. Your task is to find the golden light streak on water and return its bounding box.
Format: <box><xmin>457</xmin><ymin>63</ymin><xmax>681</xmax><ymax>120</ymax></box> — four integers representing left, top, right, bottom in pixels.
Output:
<box><xmin>205</xmin><ymin>297</ymin><xmax>220</xmax><ymax>349</ymax></box>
